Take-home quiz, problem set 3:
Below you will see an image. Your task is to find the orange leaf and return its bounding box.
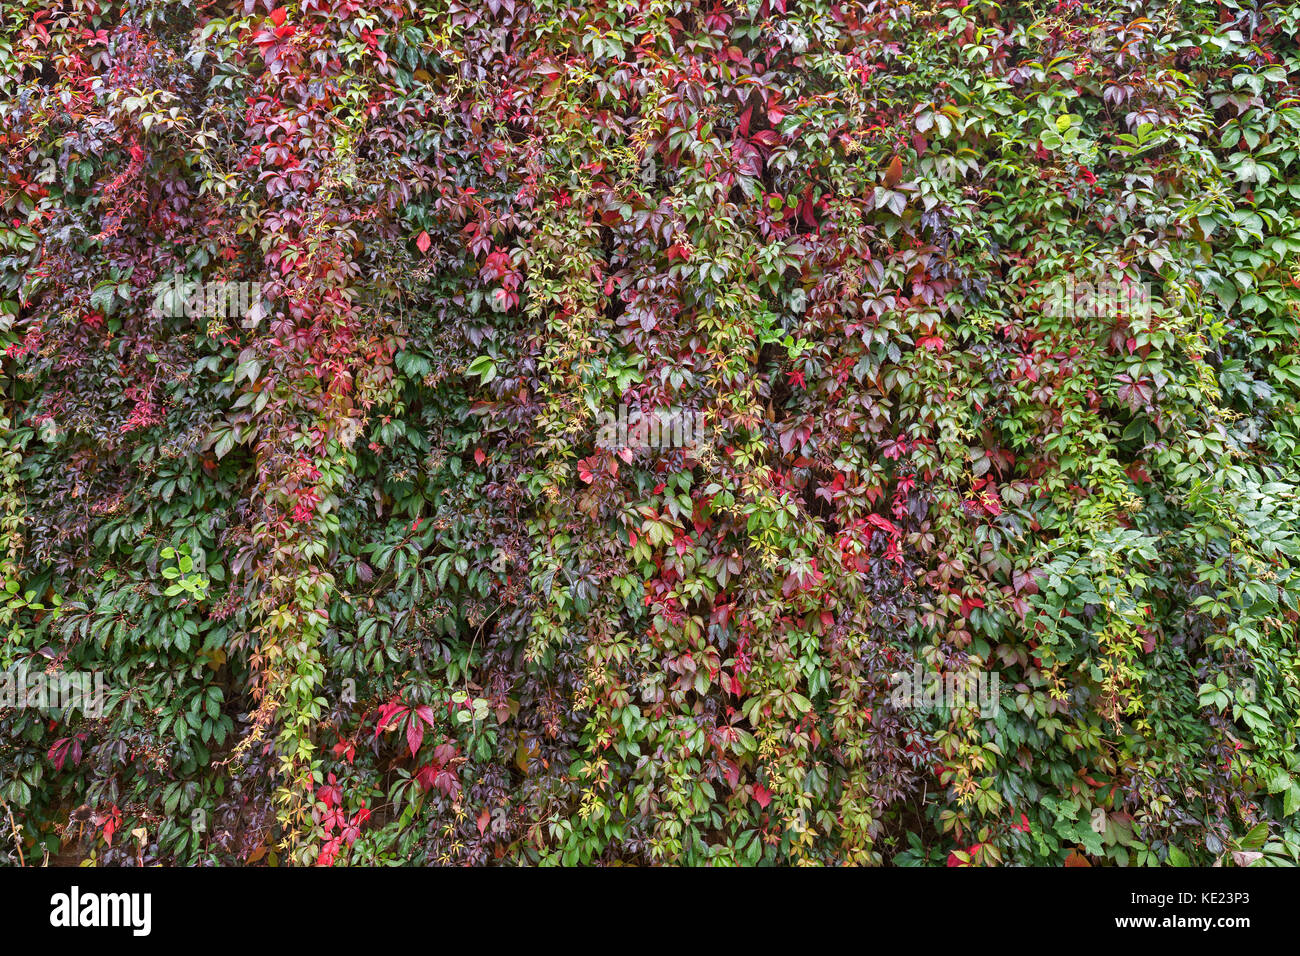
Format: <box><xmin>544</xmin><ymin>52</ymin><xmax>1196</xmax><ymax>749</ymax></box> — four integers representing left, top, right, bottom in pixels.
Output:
<box><xmin>884</xmin><ymin>155</ymin><xmax>903</xmax><ymax>188</ymax></box>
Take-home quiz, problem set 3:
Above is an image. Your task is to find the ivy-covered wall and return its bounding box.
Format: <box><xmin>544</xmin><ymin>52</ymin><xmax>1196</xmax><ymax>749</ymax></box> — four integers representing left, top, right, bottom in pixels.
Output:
<box><xmin>2</xmin><ymin>0</ymin><xmax>1299</xmax><ymax>866</ymax></box>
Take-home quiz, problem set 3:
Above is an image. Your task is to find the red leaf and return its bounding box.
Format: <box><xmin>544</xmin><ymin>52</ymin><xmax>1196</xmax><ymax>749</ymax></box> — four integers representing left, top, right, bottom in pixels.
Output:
<box><xmin>270</xmin><ymin>7</ymin><xmax>287</xmax><ymax>26</ymax></box>
<box><xmin>97</xmin><ymin>806</ymin><xmax>121</xmax><ymax>847</ymax></box>
<box><xmin>373</xmin><ymin>699</ymin><xmax>409</xmax><ymax>737</ymax></box>
<box><xmin>1125</xmin><ymin>462</ymin><xmax>1151</xmax><ymax>484</ymax></box>
<box><xmin>435</xmin><ymin>768</ymin><xmax>461</xmax><ymax>798</ymax></box>
<box><xmin>416</xmin><ymin>230</ymin><xmax>431</xmax><ymax>254</ymax></box>
<box><xmin>752</xmin><ymin>784</ymin><xmax>772</xmax><ymax>809</ymax></box>
<box><xmin>332</xmin><ymin>738</ymin><xmax>356</xmax><ymax>763</ymax></box>
<box><xmin>406</xmin><ymin>718</ymin><xmax>424</xmax><ymax>757</ymax></box>
<box><xmin>724</xmin><ymin>761</ymin><xmax>741</xmax><ymax>788</ymax></box>
<box><xmin>866</xmin><ymin>513</ymin><xmax>899</xmax><ymax>536</ymax></box>
<box><xmin>48</xmin><ymin>738</ymin><xmax>69</xmax><ymax>771</ymax></box>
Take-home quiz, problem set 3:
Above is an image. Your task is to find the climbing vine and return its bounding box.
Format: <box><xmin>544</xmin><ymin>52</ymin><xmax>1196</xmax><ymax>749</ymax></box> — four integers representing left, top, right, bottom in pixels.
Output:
<box><xmin>2</xmin><ymin>0</ymin><xmax>1300</xmax><ymax>867</ymax></box>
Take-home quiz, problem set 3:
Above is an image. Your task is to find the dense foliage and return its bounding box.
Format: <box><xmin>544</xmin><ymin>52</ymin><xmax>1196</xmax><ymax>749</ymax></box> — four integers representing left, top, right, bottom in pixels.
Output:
<box><xmin>2</xmin><ymin>0</ymin><xmax>1300</xmax><ymax>867</ymax></box>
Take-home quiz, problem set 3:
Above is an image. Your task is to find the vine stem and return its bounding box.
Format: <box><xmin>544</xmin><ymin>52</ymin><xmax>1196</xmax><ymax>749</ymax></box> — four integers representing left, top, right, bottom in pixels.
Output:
<box><xmin>1</xmin><ymin>796</ymin><xmax>25</xmax><ymax>867</ymax></box>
